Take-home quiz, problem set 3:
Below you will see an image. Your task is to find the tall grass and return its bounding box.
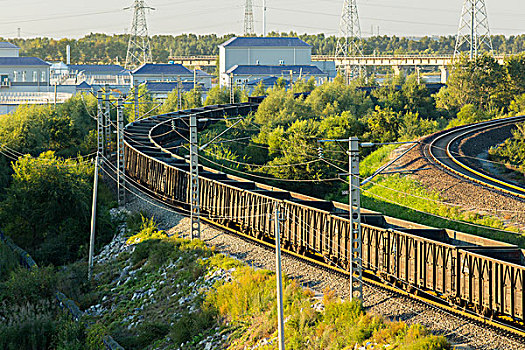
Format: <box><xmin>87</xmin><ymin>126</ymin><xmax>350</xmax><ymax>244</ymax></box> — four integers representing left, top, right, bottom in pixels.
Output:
<box><xmin>207</xmin><ymin>267</ymin><xmax>450</xmax><ymax>349</ymax></box>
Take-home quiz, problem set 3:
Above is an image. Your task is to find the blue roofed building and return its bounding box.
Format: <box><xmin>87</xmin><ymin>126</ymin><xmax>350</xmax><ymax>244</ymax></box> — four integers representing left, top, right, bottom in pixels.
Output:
<box><xmin>0</xmin><ymin>42</ymin><xmax>21</xmax><ymax>57</ymax></box>
<box><xmin>132</xmin><ymin>63</ymin><xmax>193</xmax><ymax>83</ymax></box>
<box><xmin>0</xmin><ymin>56</ymin><xmax>51</xmax><ymax>92</ymax></box>
<box><xmin>218</xmin><ymin>37</ymin><xmax>328</xmax><ymax>87</ymax></box>
<box><xmin>67</xmin><ymin>64</ymin><xmax>131</xmax><ymax>85</ymax></box>
<box><xmin>144</xmin><ymin>81</ymin><xmax>209</xmax><ymax>100</ymax></box>
<box><xmin>132</xmin><ymin>63</ymin><xmax>212</xmax><ymax>90</ymax></box>
<box><xmin>218</xmin><ymin>37</ymin><xmax>331</xmax><ymax>88</ymax></box>
<box><xmin>227</xmin><ymin>65</ymin><xmax>327</xmax><ymax>90</ymax></box>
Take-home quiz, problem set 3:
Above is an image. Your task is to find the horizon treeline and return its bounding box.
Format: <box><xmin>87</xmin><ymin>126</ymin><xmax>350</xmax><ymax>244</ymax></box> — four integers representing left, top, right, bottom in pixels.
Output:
<box><xmin>2</xmin><ymin>32</ymin><xmax>525</xmax><ymax>64</ymax></box>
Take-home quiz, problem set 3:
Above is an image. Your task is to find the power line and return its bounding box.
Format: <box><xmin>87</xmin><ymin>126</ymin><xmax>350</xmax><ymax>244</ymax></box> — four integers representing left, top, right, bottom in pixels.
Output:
<box><xmin>454</xmin><ymin>0</ymin><xmax>494</xmax><ymax>59</ymax></box>
<box><xmin>125</xmin><ymin>0</ymin><xmax>154</xmax><ymax>70</ymax></box>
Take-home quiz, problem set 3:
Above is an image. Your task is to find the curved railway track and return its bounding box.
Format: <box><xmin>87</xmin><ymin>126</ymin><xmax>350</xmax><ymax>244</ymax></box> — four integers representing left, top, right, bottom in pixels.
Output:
<box><xmin>426</xmin><ymin>116</ymin><xmax>525</xmax><ymax>199</ymax></box>
<box><xmin>122</xmin><ymin>98</ymin><xmax>525</xmax><ymax>339</ymax></box>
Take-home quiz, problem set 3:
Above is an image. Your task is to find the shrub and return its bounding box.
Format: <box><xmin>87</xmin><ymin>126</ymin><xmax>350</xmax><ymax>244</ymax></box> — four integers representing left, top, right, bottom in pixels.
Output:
<box><xmin>0</xmin><ymin>152</ymin><xmax>115</xmax><ymax>266</ymax></box>
<box><xmin>0</xmin><ymin>300</ymin><xmax>58</xmax><ymax>350</ymax></box>
<box><xmin>0</xmin><ymin>241</ymin><xmax>19</xmax><ymax>281</ymax></box>
<box><xmin>0</xmin><ymin>266</ymin><xmax>57</xmax><ymax>304</ymax></box>
<box><xmin>169</xmin><ymin>308</ymin><xmax>216</xmax><ymax>346</ymax></box>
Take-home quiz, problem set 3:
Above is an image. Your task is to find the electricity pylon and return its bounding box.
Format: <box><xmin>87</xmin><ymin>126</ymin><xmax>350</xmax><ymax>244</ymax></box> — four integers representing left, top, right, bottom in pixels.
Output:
<box><xmin>125</xmin><ymin>0</ymin><xmax>155</xmax><ymax>70</ymax></box>
<box><xmin>335</xmin><ymin>0</ymin><xmax>362</xmax><ymax>82</ymax></box>
<box><xmin>454</xmin><ymin>0</ymin><xmax>493</xmax><ymax>59</ymax></box>
<box><xmin>243</xmin><ymin>0</ymin><xmax>255</xmax><ymax>36</ymax></box>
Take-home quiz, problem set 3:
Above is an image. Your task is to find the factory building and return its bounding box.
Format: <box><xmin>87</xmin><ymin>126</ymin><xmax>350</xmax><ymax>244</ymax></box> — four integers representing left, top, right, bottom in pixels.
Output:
<box><xmin>0</xmin><ymin>42</ymin><xmax>50</xmax><ymax>92</ymax></box>
<box><xmin>218</xmin><ymin>37</ymin><xmax>330</xmax><ymax>87</ymax></box>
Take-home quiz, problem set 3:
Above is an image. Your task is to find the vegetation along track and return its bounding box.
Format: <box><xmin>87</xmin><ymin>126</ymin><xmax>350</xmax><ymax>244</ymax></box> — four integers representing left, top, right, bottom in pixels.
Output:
<box><xmin>425</xmin><ymin>116</ymin><xmax>525</xmax><ymax>199</ymax></box>
<box><xmin>121</xmin><ymin>97</ymin><xmax>525</xmax><ymax>340</ymax></box>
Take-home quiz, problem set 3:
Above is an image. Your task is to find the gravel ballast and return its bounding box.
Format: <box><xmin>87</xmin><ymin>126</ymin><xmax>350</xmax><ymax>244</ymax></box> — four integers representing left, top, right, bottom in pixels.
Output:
<box><xmin>126</xmin><ymin>189</ymin><xmax>525</xmax><ymax>350</ymax></box>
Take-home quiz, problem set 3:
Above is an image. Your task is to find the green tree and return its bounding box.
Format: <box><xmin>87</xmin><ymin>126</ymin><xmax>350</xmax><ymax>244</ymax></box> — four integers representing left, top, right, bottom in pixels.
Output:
<box><xmin>0</xmin><ymin>95</ymin><xmax>96</xmax><ymax>158</ymax></box>
<box><xmin>436</xmin><ymin>54</ymin><xmax>508</xmax><ymax>112</ymax></box>
<box><xmin>125</xmin><ymin>84</ymin><xmax>157</xmax><ymax>122</ymax></box>
<box><xmin>366</xmin><ymin>106</ymin><xmax>402</xmax><ymax>142</ymax></box>
<box><xmin>447</xmin><ymin>104</ymin><xmax>489</xmax><ymax>128</ymax></box>
<box><xmin>504</xmin><ymin>53</ymin><xmax>525</xmax><ymax>97</ymax></box>
<box><xmin>250</xmin><ymin>81</ymin><xmax>267</xmax><ymax>97</ymax></box>
<box><xmin>0</xmin><ymin>152</ymin><xmax>113</xmax><ymax>265</ymax></box>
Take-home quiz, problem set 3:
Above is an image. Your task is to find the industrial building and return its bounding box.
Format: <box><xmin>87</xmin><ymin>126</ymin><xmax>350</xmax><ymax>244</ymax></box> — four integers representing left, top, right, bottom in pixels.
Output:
<box><xmin>218</xmin><ymin>37</ymin><xmax>332</xmax><ymax>88</ymax></box>
<box><xmin>0</xmin><ymin>42</ymin><xmax>50</xmax><ymax>92</ymax></box>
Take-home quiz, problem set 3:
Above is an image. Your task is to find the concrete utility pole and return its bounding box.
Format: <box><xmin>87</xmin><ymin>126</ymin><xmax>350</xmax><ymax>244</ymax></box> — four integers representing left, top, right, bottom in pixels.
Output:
<box><xmin>116</xmin><ymin>97</ymin><xmax>126</xmax><ymax>207</ymax></box>
<box><xmin>125</xmin><ymin>0</ymin><xmax>155</xmax><ymax>69</ymax></box>
<box><xmin>335</xmin><ymin>0</ymin><xmax>362</xmax><ymax>82</ymax></box>
<box><xmin>229</xmin><ymin>74</ymin><xmax>235</xmax><ymax>104</ymax></box>
<box><xmin>177</xmin><ymin>76</ymin><xmax>182</xmax><ymax>111</ymax></box>
<box><xmin>104</xmin><ymin>85</ymin><xmax>111</xmax><ymax>156</ymax></box>
<box><xmin>97</xmin><ymin>92</ymin><xmax>105</xmax><ymax>164</ymax></box>
<box><xmin>189</xmin><ymin>114</ymin><xmax>201</xmax><ymax>240</ymax></box>
<box><xmin>88</xmin><ymin>154</ymin><xmax>99</xmax><ymax>280</ymax></box>
<box><xmin>274</xmin><ymin>207</ymin><xmax>285</xmax><ymax>350</ymax></box>
<box><xmin>348</xmin><ymin>137</ymin><xmax>363</xmax><ymax>301</ymax></box>
<box><xmin>454</xmin><ymin>0</ymin><xmax>493</xmax><ymax>59</ymax></box>
<box><xmin>89</xmin><ymin>92</ymin><xmax>104</xmax><ymax>280</ymax></box>
<box><xmin>134</xmin><ymin>81</ymin><xmax>140</xmax><ymax>121</ymax></box>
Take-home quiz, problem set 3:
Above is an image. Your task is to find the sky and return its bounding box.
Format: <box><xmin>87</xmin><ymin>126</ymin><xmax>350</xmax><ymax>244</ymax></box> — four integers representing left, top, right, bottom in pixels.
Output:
<box><xmin>0</xmin><ymin>0</ymin><xmax>523</xmax><ymax>39</ymax></box>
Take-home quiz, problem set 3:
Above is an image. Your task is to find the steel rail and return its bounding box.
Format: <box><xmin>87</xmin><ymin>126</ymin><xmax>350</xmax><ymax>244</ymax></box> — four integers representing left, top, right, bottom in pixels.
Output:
<box><xmin>427</xmin><ymin>116</ymin><xmax>525</xmax><ymax>199</ymax></box>
<box><xmin>123</xmin><ymin>102</ymin><xmax>525</xmax><ymax>338</ymax></box>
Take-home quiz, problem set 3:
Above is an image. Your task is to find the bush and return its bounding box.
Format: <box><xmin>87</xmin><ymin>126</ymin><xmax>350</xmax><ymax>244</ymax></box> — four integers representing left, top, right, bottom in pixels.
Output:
<box><xmin>0</xmin><ymin>152</ymin><xmax>114</xmax><ymax>266</ymax></box>
<box><xmin>169</xmin><ymin>309</ymin><xmax>216</xmax><ymax>346</ymax></box>
<box><xmin>0</xmin><ymin>300</ymin><xmax>58</xmax><ymax>350</ymax></box>
<box><xmin>0</xmin><ymin>241</ymin><xmax>20</xmax><ymax>281</ymax></box>
<box><xmin>0</xmin><ymin>266</ymin><xmax>57</xmax><ymax>304</ymax></box>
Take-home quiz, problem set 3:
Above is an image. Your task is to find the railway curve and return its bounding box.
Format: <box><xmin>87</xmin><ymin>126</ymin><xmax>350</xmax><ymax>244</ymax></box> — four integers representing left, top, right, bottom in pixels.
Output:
<box><xmin>425</xmin><ymin>116</ymin><xmax>525</xmax><ymax>199</ymax></box>
<box><xmin>121</xmin><ymin>98</ymin><xmax>525</xmax><ymax>338</ymax></box>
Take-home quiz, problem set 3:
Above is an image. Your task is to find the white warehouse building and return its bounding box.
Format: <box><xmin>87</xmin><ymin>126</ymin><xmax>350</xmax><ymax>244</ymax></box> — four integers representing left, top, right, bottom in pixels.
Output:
<box><xmin>219</xmin><ymin>37</ymin><xmax>330</xmax><ymax>87</ymax></box>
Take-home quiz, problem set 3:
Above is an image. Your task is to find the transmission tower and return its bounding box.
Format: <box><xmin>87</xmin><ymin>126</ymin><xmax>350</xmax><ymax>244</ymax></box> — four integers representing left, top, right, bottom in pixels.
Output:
<box><xmin>125</xmin><ymin>0</ymin><xmax>155</xmax><ymax>70</ymax></box>
<box><xmin>335</xmin><ymin>0</ymin><xmax>362</xmax><ymax>81</ymax></box>
<box><xmin>243</xmin><ymin>0</ymin><xmax>255</xmax><ymax>36</ymax></box>
<box><xmin>454</xmin><ymin>0</ymin><xmax>493</xmax><ymax>59</ymax></box>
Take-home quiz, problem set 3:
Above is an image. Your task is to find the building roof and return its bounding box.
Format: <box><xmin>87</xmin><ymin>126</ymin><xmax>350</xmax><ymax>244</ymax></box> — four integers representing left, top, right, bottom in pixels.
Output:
<box><xmin>226</xmin><ymin>65</ymin><xmax>326</xmax><ymax>76</ymax></box>
<box><xmin>145</xmin><ymin>81</ymin><xmax>208</xmax><ymax>93</ymax></box>
<box><xmin>0</xmin><ymin>57</ymin><xmax>49</xmax><ymax>66</ymax></box>
<box><xmin>68</xmin><ymin>64</ymin><xmax>128</xmax><ymax>75</ymax></box>
<box><xmin>132</xmin><ymin>63</ymin><xmax>193</xmax><ymax>76</ymax></box>
<box><xmin>220</xmin><ymin>37</ymin><xmax>311</xmax><ymax>48</ymax></box>
<box><xmin>76</xmin><ymin>81</ymin><xmax>93</xmax><ymax>90</ymax></box>
<box><xmin>246</xmin><ymin>76</ymin><xmax>290</xmax><ymax>87</ymax></box>
<box><xmin>196</xmin><ymin>69</ymin><xmax>213</xmax><ymax>78</ymax></box>
<box><xmin>0</xmin><ymin>42</ymin><xmax>20</xmax><ymax>49</ymax></box>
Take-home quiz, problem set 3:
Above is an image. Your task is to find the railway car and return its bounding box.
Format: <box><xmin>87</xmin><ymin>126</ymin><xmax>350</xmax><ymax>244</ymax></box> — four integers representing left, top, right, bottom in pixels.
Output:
<box><xmin>122</xmin><ymin>100</ymin><xmax>525</xmax><ymax>330</ymax></box>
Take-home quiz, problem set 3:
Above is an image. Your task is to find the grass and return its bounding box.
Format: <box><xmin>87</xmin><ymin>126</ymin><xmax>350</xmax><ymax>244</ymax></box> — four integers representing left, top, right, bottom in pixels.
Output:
<box><xmin>208</xmin><ymin>269</ymin><xmax>450</xmax><ymax>350</ymax></box>
<box><xmin>354</xmin><ymin>146</ymin><xmax>525</xmax><ymax>247</ymax></box>
<box><xmin>85</xmin><ymin>215</ymin><xmax>450</xmax><ymax>350</ymax></box>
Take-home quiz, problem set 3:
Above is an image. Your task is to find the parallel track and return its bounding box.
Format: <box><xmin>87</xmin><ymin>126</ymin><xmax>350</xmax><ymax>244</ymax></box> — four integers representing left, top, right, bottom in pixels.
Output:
<box><xmin>427</xmin><ymin>116</ymin><xmax>525</xmax><ymax>199</ymax></box>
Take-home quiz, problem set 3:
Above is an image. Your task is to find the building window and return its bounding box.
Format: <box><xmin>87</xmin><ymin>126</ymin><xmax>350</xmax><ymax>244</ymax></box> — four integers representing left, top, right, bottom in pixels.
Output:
<box><xmin>33</xmin><ymin>71</ymin><xmax>37</xmax><ymax>82</ymax></box>
<box><xmin>41</xmin><ymin>71</ymin><xmax>46</xmax><ymax>82</ymax></box>
<box><xmin>13</xmin><ymin>71</ymin><xmax>18</xmax><ymax>82</ymax></box>
<box><xmin>22</xmin><ymin>71</ymin><xmax>26</xmax><ymax>82</ymax></box>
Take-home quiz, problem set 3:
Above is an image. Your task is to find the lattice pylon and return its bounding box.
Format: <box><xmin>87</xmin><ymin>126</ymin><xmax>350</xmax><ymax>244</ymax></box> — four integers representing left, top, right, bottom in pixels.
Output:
<box><xmin>243</xmin><ymin>0</ymin><xmax>255</xmax><ymax>36</ymax></box>
<box><xmin>125</xmin><ymin>0</ymin><xmax>154</xmax><ymax>70</ymax></box>
<box><xmin>454</xmin><ymin>0</ymin><xmax>494</xmax><ymax>59</ymax></box>
<box><xmin>335</xmin><ymin>0</ymin><xmax>362</xmax><ymax>81</ymax></box>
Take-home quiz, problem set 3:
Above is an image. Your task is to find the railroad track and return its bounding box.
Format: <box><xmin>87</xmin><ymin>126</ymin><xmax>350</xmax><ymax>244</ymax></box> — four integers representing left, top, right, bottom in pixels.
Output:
<box><xmin>122</xmin><ymin>99</ymin><xmax>525</xmax><ymax>340</ymax></box>
<box><xmin>426</xmin><ymin>116</ymin><xmax>525</xmax><ymax>199</ymax></box>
